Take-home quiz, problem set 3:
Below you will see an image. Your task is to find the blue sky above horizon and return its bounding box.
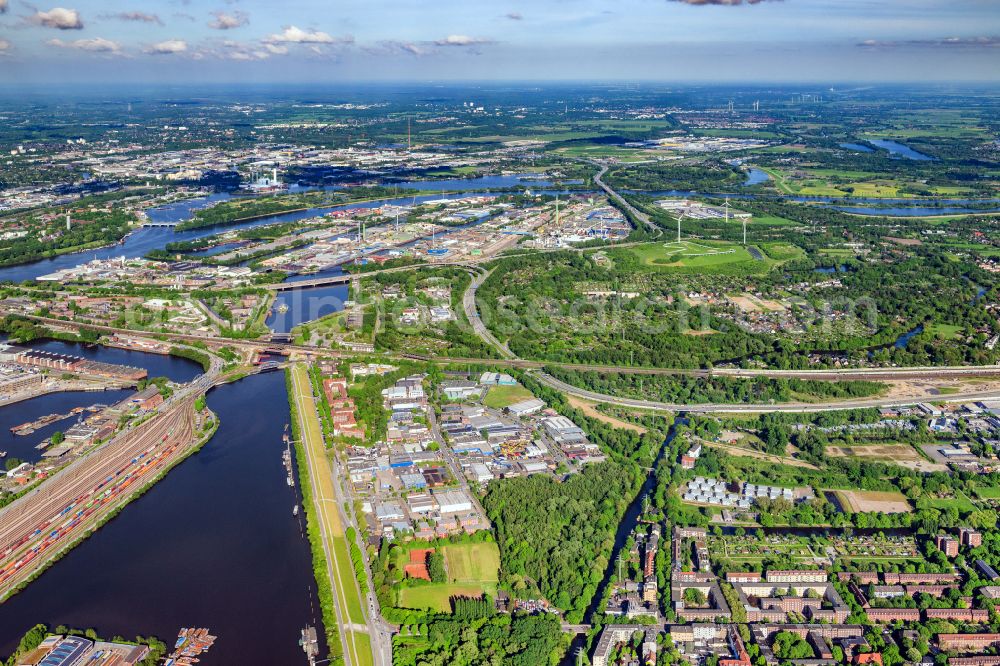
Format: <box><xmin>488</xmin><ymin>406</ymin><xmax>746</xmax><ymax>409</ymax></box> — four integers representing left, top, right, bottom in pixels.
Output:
<box><xmin>0</xmin><ymin>0</ymin><xmax>998</xmax><ymax>84</ymax></box>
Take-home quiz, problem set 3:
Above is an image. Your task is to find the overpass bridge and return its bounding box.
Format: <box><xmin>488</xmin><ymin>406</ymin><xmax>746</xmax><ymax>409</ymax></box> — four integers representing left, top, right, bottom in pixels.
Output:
<box><xmin>264</xmin><ymin>261</ymin><xmax>484</xmax><ymax>291</ymax></box>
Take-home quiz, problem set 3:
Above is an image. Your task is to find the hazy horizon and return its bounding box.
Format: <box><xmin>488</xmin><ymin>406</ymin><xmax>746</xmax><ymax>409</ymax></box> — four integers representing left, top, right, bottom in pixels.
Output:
<box><xmin>1</xmin><ymin>0</ymin><xmax>999</xmax><ymax>84</ymax></box>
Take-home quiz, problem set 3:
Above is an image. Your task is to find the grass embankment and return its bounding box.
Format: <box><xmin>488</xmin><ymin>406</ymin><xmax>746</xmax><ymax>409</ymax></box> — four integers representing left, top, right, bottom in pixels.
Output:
<box><xmin>286</xmin><ymin>367</ymin><xmax>345</xmax><ymax>666</ymax></box>
<box><xmin>168</xmin><ymin>346</ymin><xmax>212</xmax><ymax>372</ymax></box>
<box><xmin>288</xmin><ymin>365</ymin><xmax>373</xmax><ymax>666</ymax></box>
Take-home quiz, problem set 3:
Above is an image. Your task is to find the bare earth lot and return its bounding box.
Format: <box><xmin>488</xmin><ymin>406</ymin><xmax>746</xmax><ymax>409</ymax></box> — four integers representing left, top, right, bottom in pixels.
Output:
<box><xmin>831</xmin><ymin>489</ymin><xmax>912</xmax><ymax>514</ymax></box>
<box><xmin>566</xmin><ymin>395</ymin><xmax>648</xmax><ymax>434</ymax></box>
<box><xmin>825</xmin><ymin>444</ymin><xmax>947</xmax><ymax>472</ymax></box>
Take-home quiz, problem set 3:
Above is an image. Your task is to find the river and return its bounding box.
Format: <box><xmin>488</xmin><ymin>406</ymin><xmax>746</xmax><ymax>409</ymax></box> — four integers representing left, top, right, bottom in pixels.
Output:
<box><xmin>0</xmin><ymin>368</ymin><xmax>325</xmax><ymax>664</ymax></box>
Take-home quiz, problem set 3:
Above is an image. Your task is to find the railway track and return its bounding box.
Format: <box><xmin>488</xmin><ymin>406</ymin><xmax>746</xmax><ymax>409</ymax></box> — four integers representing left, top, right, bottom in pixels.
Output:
<box><xmin>0</xmin><ymin>399</ymin><xmax>196</xmax><ymax>597</ymax></box>
<box><xmin>13</xmin><ymin>313</ymin><xmax>1000</xmax><ymax>383</ymax></box>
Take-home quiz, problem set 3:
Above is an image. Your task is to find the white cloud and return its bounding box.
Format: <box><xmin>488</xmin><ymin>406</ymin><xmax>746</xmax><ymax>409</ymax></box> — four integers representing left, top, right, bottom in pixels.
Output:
<box><xmin>434</xmin><ymin>34</ymin><xmax>494</xmax><ymax>46</ymax></box>
<box><xmin>218</xmin><ymin>40</ymin><xmax>272</xmax><ymax>60</ymax></box>
<box><xmin>30</xmin><ymin>7</ymin><xmax>84</xmax><ymax>30</ymax></box>
<box><xmin>48</xmin><ymin>37</ymin><xmax>122</xmax><ymax>53</ymax></box>
<box><xmin>208</xmin><ymin>10</ymin><xmax>249</xmax><ymax>30</ymax></box>
<box><xmin>366</xmin><ymin>40</ymin><xmax>431</xmax><ymax>57</ymax></box>
<box><xmin>145</xmin><ymin>39</ymin><xmax>188</xmax><ymax>55</ymax></box>
<box><xmin>263</xmin><ymin>43</ymin><xmax>289</xmax><ymax>55</ymax></box>
<box><xmin>104</xmin><ymin>11</ymin><xmax>162</xmax><ymax>25</ymax></box>
<box><xmin>0</xmin><ymin>39</ymin><xmax>10</xmax><ymax>54</ymax></box>
<box><xmin>264</xmin><ymin>26</ymin><xmax>351</xmax><ymax>45</ymax></box>
<box><xmin>859</xmin><ymin>35</ymin><xmax>1000</xmax><ymax>49</ymax></box>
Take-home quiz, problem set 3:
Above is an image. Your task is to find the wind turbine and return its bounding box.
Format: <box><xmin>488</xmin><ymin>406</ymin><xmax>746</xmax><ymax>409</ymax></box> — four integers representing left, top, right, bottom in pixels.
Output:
<box><xmin>667</xmin><ymin>213</ymin><xmax>684</xmax><ymax>247</ymax></box>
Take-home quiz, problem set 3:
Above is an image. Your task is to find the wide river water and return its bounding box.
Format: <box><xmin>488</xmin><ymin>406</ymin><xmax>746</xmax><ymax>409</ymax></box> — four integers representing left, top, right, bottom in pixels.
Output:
<box><xmin>0</xmin><ymin>360</ymin><xmax>326</xmax><ymax>664</ymax></box>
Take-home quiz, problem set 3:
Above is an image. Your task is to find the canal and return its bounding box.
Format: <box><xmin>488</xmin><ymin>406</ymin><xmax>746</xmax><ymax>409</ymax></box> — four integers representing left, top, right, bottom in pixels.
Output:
<box><xmin>585</xmin><ymin>416</ymin><xmax>685</xmax><ymax>622</ymax></box>
<box><xmin>0</xmin><ymin>368</ymin><xmax>325</xmax><ymax>664</ymax></box>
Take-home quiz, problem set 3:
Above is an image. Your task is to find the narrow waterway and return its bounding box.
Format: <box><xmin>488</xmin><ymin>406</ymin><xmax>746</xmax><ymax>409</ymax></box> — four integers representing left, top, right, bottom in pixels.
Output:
<box><xmin>584</xmin><ymin>416</ymin><xmax>686</xmax><ymax>622</ymax></box>
<box><xmin>0</xmin><ymin>370</ymin><xmax>325</xmax><ymax>664</ymax></box>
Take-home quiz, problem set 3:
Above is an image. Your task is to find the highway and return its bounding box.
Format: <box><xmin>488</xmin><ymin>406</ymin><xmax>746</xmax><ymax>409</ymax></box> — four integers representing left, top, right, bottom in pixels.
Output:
<box><xmin>591</xmin><ymin>161</ymin><xmax>660</xmax><ymax>235</ymax></box>
<box><xmin>533</xmin><ymin>371</ymin><xmax>1000</xmax><ymax>414</ymax></box>
<box><xmin>461</xmin><ymin>267</ymin><xmax>517</xmax><ymax>360</ymax></box>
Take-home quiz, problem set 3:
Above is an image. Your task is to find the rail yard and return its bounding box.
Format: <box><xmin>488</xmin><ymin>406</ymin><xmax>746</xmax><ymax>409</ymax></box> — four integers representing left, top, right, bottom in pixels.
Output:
<box><xmin>0</xmin><ymin>395</ymin><xmax>204</xmax><ymax>599</ymax></box>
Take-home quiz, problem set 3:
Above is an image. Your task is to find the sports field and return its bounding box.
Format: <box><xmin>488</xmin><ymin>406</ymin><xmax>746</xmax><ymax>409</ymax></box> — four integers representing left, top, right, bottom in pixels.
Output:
<box><xmin>398</xmin><ymin>542</ymin><xmax>501</xmax><ymax>612</ymax></box>
<box><xmin>443</xmin><ymin>542</ymin><xmax>501</xmax><ymax>584</ymax></box>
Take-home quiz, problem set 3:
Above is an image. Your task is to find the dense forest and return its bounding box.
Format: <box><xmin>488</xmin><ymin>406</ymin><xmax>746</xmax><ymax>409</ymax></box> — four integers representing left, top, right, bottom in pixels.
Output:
<box><xmin>392</xmin><ymin>612</ymin><xmax>565</xmax><ymax>666</ymax></box>
<box><xmin>545</xmin><ymin>367</ymin><xmax>886</xmax><ymax>404</ymax></box>
<box><xmin>0</xmin><ymin>208</ymin><xmax>135</xmax><ymax>268</ymax></box>
<box><xmin>482</xmin><ymin>462</ymin><xmax>639</xmax><ymax>623</ymax></box>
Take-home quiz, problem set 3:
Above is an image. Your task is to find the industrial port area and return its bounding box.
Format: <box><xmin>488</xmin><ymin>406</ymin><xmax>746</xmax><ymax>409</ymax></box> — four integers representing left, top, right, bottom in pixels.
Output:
<box><xmin>0</xmin><ymin>392</ymin><xmax>206</xmax><ymax>598</ymax></box>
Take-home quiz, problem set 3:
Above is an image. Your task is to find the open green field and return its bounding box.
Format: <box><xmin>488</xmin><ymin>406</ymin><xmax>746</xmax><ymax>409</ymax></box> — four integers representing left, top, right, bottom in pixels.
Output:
<box><xmin>442</xmin><ymin>542</ymin><xmax>501</xmax><ymax>584</ymax></box>
<box><xmin>483</xmin><ymin>383</ymin><xmax>535</xmax><ymax>408</ymax></box>
<box><xmin>975</xmin><ymin>487</ymin><xmax>1000</xmax><ymax>500</ymax></box>
<box><xmin>926</xmin><ymin>323</ymin><xmax>963</xmax><ymax>340</ymax></box>
<box><xmin>555</xmin><ymin>145</ymin><xmax>656</xmax><ymax>161</ymax></box>
<box><xmin>920</xmin><ymin>491</ymin><xmax>977</xmax><ymax>512</ymax></box>
<box><xmin>397</xmin><ymin>542</ymin><xmax>501</xmax><ymax>612</ymax></box>
<box><xmin>399</xmin><ymin>583</ymin><xmax>498</xmax><ymax>613</ymax></box>
<box><xmin>626</xmin><ymin>239</ymin><xmax>786</xmax><ymax>275</ymax></box>
<box><xmin>761</xmin><ymin>243</ymin><xmax>806</xmax><ymax>261</ymax></box>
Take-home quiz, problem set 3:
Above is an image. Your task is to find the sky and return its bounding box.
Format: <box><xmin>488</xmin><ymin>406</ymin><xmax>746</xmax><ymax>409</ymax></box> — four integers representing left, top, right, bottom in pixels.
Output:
<box><xmin>0</xmin><ymin>0</ymin><xmax>998</xmax><ymax>84</ymax></box>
